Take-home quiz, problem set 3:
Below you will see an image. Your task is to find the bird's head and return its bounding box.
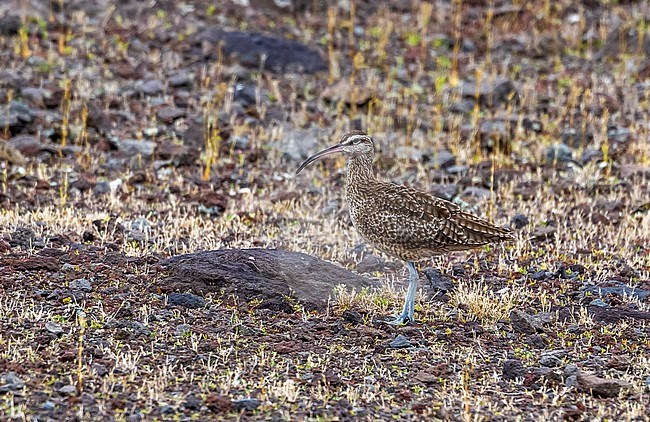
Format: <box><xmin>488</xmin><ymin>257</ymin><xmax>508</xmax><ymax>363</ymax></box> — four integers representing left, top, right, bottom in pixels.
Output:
<box><xmin>296</xmin><ymin>130</ymin><xmax>374</xmax><ymax>174</ymax></box>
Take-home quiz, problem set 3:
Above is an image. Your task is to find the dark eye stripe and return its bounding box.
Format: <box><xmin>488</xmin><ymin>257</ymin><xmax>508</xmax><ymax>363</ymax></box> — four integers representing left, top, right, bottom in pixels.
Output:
<box><xmin>346</xmin><ymin>135</ymin><xmax>366</xmax><ymax>144</ymax></box>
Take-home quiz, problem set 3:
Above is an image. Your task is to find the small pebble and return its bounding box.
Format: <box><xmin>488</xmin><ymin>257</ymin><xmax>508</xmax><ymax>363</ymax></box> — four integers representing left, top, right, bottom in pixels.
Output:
<box><xmin>229</xmin><ymin>135</ymin><xmax>250</xmax><ymax>150</ymax></box>
<box><xmin>232</xmin><ymin>398</ymin><xmax>261</xmax><ymax>411</ymax></box>
<box><xmin>61</xmin><ymin>263</ymin><xmax>75</xmax><ymax>272</ymax></box>
<box><xmin>589</xmin><ymin>298</ymin><xmax>608</xmax><ymax>307</ymax></box>
<box><xmin>126</xmin><ymin>411</ymin><xmax>143</xmax><ymax>422</ymax></box>
<box><xmin>530</xmin><ymin>270</ymin><xmax>553</xmax><ymax>281</ymax></box>
<box><xmin>159</xmin><ymin>405</ymin><xmax>175</xmax><ymax>414</ymax></box>
<box><xmin>565</xmin><ymin>374</ymin><xmax>578</xmax><ymax>388</ymax></box>
<box><xmin>183</xmin><ymin>394</ymin><xmax>202</xmax><ymax>410</ymax></box>
<box><xmin>94</xmin><ymin>181</ymin><xmax>111</xmax><ymax>195</ymax></box>
<box><xmin>0</xmin><ymin>372</ymin><xmax>25</xmax><ymax>391</ymax></box>
<box><xmin>41</xmin><ymin>401</ymin><xmax>56</xmax><ymax>411</ymax></box>
<box><xmin>390</xmin><ymin>334</ymin><xmax>412</xmax><ymax>349</ymax></box>
<box><xmin>167</xmin><ymin>293</ymin><xmax>206</xmax><ymax>309</ymax></box>
<box><xmin>69</xmin><ymin>278</ymin><xmax>92</xmax><ymax>292</ymax></box>
<box><xmin>511</xmin><ymin>214</ymin><xmax>529</xmax><ymax>229</ymax></box>
<box><xmin>564</xmin><ymin>363</ymin><xmax>580</xmax><ymax>376</ymax></box>
<box><xmin>45</xmin><ymin>321</ymin><xmax>64</xmax><ymax>335</ymax></box>
<box><xmin>545</xmin><ymin>143</ymin><xmax>574</xmax><ymax>164</ymax></box>
<box><xmin>342</xmin><ymin>309</ymin><xmax>363</xmax><ymax>324</ymax></box>
<box><xmin>539</xmin><ymin>350</ymin><xmax>566</xmax><ymax>368</ymax></box>
<box><xmin>59</xmin><ymin>385</ymin><xmax>76</xmax><ymax>395</ymax></box>
<box><xmin>175</xmin><ymin>324</ymin><xmax>191</xmax><ymax>336</ymax></box>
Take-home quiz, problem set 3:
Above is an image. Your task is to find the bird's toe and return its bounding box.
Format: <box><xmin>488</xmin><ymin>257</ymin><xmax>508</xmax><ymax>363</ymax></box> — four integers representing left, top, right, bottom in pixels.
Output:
<box><xmin>385</xmin><ymin>314</ymin><xmax>411</xmax><ymax>325</ymax></box>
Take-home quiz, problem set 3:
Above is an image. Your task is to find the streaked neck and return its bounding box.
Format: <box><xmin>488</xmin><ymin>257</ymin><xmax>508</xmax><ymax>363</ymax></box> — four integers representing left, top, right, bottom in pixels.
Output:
<box><xmin>347</xmin><ymin>153</ymin><xmax>374</xmax><ymax>184</ymax></box>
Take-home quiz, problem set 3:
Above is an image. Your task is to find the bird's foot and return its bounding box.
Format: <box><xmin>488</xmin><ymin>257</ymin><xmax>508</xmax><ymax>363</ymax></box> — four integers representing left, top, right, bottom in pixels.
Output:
<box><xmin>385</xmin><ymin>313</ymin><xmax>413</xmax><ymax>325</ymax></box>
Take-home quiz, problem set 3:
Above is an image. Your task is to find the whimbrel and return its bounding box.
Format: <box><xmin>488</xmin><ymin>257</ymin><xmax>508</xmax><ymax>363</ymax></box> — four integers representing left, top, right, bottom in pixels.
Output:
<box><xmin>296</xmin><ymin>130</ymin><xmax>514</xmax><ymax>324</ymax></box>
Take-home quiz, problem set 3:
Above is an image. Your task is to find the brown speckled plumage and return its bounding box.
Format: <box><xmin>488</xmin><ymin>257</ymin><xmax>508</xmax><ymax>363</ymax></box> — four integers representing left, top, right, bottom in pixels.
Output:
<box><xmin>296</xmin><ymin>130</ymin><xmax>514</xmax><ymax>324</ymax></box>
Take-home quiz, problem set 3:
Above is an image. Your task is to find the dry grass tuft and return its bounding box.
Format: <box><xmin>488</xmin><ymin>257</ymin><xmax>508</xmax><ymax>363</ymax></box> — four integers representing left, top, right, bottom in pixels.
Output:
<box><xmin>450</xmin><ymin>279</ymin><xmax>525</xmax><ymax>324</ymax></box>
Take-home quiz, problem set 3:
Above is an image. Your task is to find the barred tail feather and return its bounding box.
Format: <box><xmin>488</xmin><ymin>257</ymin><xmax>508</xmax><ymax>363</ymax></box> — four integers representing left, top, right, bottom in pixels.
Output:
<box><xmin>454</xmin><ymin>212</ymin><xmax>514</xmax><ymax>244</ymax></box>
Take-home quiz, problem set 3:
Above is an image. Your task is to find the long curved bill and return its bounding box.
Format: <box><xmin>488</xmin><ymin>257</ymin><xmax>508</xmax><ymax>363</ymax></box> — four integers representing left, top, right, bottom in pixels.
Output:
<box><xmin>295</xmin><ymin>144</ymin><xmax>344</xmax><ymax>174</ymax></box>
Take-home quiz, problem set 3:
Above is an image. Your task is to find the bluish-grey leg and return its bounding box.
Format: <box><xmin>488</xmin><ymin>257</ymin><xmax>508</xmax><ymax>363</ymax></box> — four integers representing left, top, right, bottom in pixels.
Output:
<box><xmin>387</xmin><ymin>262</ymin><xmax>418</xmax><ymax>325</ymax></box>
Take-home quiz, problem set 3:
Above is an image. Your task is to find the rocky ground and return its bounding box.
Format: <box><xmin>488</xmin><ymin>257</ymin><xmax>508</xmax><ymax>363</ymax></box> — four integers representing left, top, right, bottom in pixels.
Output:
<box><xmin>1</xmin><ymin>0</ymin><xmax>649</xmax><ymax>420</ymax></box>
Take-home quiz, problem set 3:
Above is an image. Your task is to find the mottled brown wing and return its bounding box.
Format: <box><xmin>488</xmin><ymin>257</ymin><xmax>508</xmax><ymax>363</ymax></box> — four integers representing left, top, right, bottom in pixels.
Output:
<box><xmin>378</xmin><ymin>182</ymin><xmax>460</xmax><ymax>222</ymax></box>
<box><xmin>371</xmin><ymin>182</ymin><xmax>472</xmax><ymax>247</ymax></box>
<box><xmin>370</xmin><ymin>181</ymin><xmax>512</xmax><ymax>250</ymax></box>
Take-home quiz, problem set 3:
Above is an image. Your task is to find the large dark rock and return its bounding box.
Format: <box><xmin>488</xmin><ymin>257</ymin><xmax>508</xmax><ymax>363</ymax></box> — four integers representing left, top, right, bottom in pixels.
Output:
<box><xmin>161</xmin><ymin>249</ymin><xmax>378</xmax><ymax>309</ymax></box>
<box><xmin>191</xmin><ymin>29</ymin><xmax>328</xmax><ymax>74</ymax></box>
<box><xmin>576</xmin><ymin>373</ymin><xmax>633</xmax><ymax>398</ymax></box>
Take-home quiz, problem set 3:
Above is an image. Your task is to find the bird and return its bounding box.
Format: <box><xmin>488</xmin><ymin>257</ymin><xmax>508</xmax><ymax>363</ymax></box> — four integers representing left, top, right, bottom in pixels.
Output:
<box><xmin>296</xmin><ymin>130</ymin><xmax>514</xmax><ymax>325</ymax></box>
